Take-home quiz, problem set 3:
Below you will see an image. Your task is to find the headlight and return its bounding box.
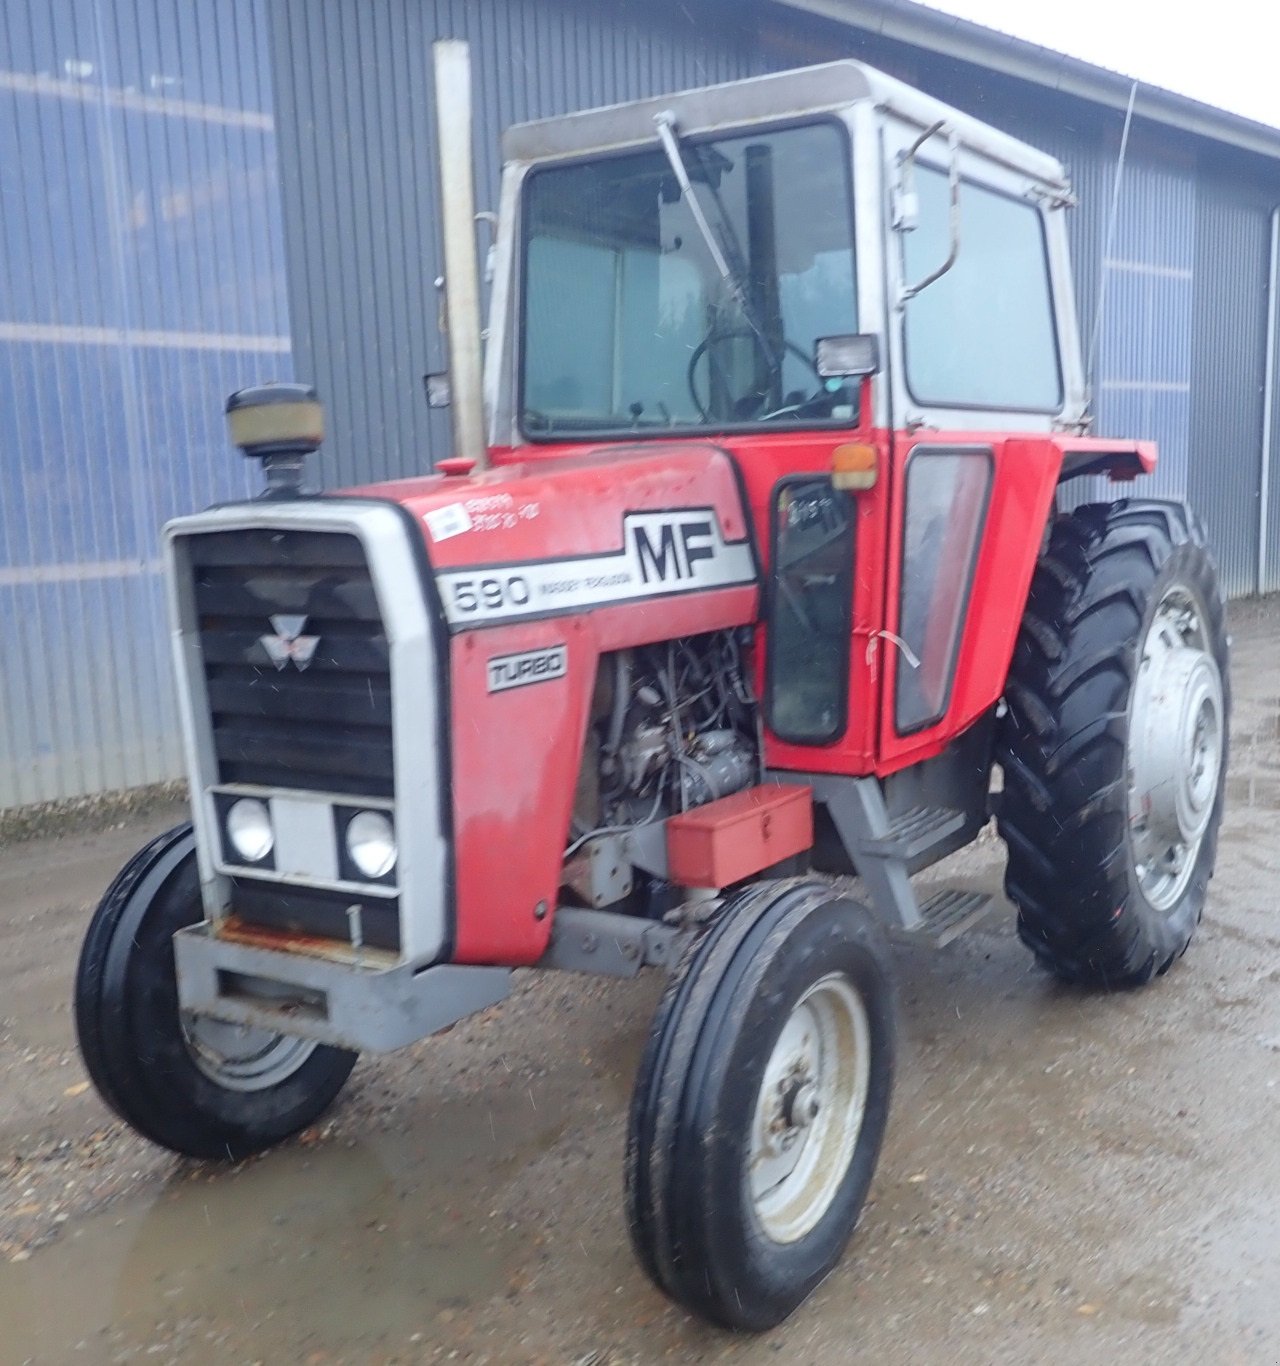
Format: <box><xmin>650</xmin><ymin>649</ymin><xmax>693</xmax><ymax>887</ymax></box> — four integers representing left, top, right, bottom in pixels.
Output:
<box><xmin>226</xmin><ymin>797</ymin><xmax>274</xmax><ymax>863</ymax></box>
<box><xmin>346</xmin><ymin>810</ymin><xmax>397</xmax><ymax>879</ymax></box>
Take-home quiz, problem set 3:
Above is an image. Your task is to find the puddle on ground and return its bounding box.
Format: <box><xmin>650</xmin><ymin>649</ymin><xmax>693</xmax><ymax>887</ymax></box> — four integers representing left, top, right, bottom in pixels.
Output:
<box><xmin>0</xmin><ymin>1084</ymin><xmax>566</xmax><ymax>1362</ymax></box>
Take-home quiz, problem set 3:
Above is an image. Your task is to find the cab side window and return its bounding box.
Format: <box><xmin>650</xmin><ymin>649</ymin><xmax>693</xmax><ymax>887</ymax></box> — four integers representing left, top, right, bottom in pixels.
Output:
<box><xmin>902</xmin><ymin>168</ymin><xmax>1061</xmax><ymax>412</ymax></box>
<box><xmin>895</xmin><ymin>449</ymin><xmax>992</xmax><ymax>733</ymax></box>
<box><xmin>767</xmin><ymin>479</ymin><xmax>854</xmax><ymax>743</ymax></box>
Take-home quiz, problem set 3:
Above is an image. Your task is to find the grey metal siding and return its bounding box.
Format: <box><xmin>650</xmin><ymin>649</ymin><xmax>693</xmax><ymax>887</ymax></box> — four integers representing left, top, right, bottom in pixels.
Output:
<box><xmin>1094</xmin><ymin>154</ymin><xmax>1198</xmax><ymax>505</ymax></box>
<box><xmin>1268</xmin><ymin>255</ymin><xmax>1280</xmax><ymax>592</ymax></box>
<box><xmin>0</xmin><ymin>0</ymin><xmax>292</xmax><ymax>807</ymax></box>
<box><xmin>269</xmin><ymin>0</ymin><xmax>767</xmax><ymax>489</ymax></box>
<box><xmin>1189</xmin><ymin>159</ymin><xmax>1274</xmax><ymax>596</ymax></box>
<box><xmin>1003</xmin><ymin>112</ymin><xmax>1278</xmax><ymax>599</ymax></box>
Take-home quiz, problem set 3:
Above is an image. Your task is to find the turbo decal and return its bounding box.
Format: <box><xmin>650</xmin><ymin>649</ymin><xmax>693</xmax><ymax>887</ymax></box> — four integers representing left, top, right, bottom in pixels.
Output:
<box><xmin>437</xmin><ymin>509</ymin><xmax>756</xmax><ymax>626</ymax></box>
<box><xmin>486</xmin><ymin>645</ymin><xmax>569</xmax><ymax>692</ymax></box>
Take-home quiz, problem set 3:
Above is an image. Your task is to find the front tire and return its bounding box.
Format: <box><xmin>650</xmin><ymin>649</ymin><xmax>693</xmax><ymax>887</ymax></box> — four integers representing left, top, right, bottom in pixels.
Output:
<box><xmin>75</xmin><ymin>823</ymin><xmax>357</xmax><ymax>1160</ymax></box>
<box><xmin>625</xmin><ymin>880</ymin><xmax>896</xmax><ymax>1330</ymax></box>
<box><xmin>998</xmin><ymin>500</ymin><xmax>1229</xmax><ymax>987</ymax></box>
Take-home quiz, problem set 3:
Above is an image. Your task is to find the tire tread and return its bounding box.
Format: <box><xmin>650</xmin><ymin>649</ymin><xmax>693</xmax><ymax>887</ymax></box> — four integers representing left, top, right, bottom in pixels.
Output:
<box><xmin>997</xmin><ymin>498</ymin><xmax>1229</xmax><ymax>987</ymax></box>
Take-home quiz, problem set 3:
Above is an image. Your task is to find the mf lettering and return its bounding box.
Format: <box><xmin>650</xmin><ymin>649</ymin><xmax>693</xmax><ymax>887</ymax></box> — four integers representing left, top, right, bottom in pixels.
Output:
<box><xmin>633</xmin><ymin>518</ymin><xmax>715</xmax><ymax>583</ymax></box>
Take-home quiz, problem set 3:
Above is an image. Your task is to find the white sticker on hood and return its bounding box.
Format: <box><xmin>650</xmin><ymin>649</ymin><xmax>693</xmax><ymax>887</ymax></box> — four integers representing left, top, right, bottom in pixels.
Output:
<box><xmin>424</xmin><ymin>502</ymin><xmax>473</xmax><ymax>542</ymax></box>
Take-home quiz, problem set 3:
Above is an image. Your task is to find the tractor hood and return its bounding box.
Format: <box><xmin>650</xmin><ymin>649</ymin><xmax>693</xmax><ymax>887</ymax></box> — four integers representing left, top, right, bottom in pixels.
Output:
<box><xmin>343</xmin><ymin>442</ymin><xmax>759</xmax><ymax>631</ymax></box>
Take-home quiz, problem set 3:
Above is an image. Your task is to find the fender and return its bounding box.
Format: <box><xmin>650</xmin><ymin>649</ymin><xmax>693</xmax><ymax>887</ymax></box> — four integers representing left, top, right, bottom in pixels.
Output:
<box><xmin>1055</xmin><ymin>435</ymin><xmax>1158</xmax><ymax>484</ymax></box>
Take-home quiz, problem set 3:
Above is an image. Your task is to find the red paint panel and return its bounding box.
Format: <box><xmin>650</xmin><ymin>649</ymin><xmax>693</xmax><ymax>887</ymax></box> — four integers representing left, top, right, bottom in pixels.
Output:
<box><xmin>666</xmin><ymin>784</ymin><xmax>813</xmax><ymax>888</ymax></box>
<box><xmin>585</xmin><ymin>585</ymin><xmax>757</xmax><ymax>652</ymax></box>
<box><xmin>448</xmin><ymin>618</ymin><xmax>597</xmax><ymax>965</ymax></box>
<box><xmin>345</xmin><ymin>442</ymin><xmax>753</xmax><ymax>574</ymax></box>
<box><xmin>727</xmin><ymin>426</ymin><xmax>894</xmax><ymax>777</ymax></box>
<box><xmin>1056</xmin><ymin>435</ymin><xmax>1157</xmax><ymax>476</ymax></box>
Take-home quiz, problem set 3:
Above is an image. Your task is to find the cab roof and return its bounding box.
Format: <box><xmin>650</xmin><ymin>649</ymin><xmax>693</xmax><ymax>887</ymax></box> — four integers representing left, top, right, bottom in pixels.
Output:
<box><xmin>502</xmin><ymin>59</ymin><xmax>1069</xmax><ymax>191</ymax></box>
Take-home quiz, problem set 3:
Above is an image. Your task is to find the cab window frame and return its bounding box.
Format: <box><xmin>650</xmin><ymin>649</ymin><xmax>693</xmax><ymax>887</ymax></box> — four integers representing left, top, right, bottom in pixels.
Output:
<box><xmin>515</xmin><ymin>114</ymin><xmax>860</xmax><ymax>444</ymax></box>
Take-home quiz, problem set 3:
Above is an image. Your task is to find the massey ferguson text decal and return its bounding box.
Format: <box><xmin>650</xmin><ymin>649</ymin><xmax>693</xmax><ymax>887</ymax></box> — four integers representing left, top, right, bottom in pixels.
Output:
<box><xmin>486</xmin><ymin>645</ymin><xmax>569</xmax><ymax>692</ymax></box>
<box><xmin>436</xmin><ymin>510</ymin><xmax>756</xmax><ymax>627</ymax></box>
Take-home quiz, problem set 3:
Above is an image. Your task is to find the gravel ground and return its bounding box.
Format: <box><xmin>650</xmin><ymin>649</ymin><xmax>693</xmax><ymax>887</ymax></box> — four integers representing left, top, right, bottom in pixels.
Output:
<box><xmin>0</xmin><ymin>595</ymin><xmax>1277</xmax><ymax>1365</ymax></box>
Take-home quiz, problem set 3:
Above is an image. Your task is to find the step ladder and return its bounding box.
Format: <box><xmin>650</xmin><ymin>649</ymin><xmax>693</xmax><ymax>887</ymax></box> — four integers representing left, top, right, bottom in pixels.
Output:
<box><xmin>892</xmin><ymin>887</ymin><xmax>994</xmax><ymax>947</ymax></box>
<box><xmin>782</xmin><ymin>772</ymin><xmax>999</xmax><ymax>945</ymax></box>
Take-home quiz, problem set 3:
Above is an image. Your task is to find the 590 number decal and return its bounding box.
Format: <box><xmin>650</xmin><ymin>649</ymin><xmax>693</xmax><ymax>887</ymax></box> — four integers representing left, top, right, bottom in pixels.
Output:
<box><xmin>450</xmin><ymin>574</ymin><xmax>532</xmax><ymax>617</ymax></box>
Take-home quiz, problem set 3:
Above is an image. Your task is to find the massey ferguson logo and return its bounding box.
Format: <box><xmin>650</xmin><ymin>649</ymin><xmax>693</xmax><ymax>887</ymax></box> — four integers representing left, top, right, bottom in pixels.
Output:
<box><xmin>260</xmin><ymin>614</ymin><xmax>320</xmax><ymax>671</ymax></box>
<box><xmin>487</xmin><ymin>645</ymin><xmax>568</xmax><ymax>693</ymax></box>
<box><xmin>435</xmin><ymin>508</ymin><xmax>757</xmax><ymax>628</ymax></box>
<box><xmin>632</xmin><ymin>518</ymin><xmax>715</xmax><ymax>583</ymax></box>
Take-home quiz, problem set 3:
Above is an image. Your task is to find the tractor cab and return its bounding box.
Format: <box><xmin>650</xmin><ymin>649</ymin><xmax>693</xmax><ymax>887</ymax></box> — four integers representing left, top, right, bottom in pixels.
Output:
<box><xmin>478</xmin><ymin>62</ymin><xmax>1121</xmax><ymax>786</ymax></box>
<box><xmin>486</xmin><ymin>61</ymin><xmax>1086</xmax><ymax>448</ymax></box>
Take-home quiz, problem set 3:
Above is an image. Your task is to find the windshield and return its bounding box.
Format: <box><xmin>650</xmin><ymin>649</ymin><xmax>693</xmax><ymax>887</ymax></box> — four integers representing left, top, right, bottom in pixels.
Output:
<box><xmin>520</xmin><ymin>120</ymin><xmax>857</xmax><ymax>438</ymax></box>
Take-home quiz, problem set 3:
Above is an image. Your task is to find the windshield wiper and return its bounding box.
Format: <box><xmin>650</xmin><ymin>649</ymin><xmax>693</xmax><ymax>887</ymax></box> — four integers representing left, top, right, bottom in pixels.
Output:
<box><xmin>652</xmin><ymin>111</ymin><xmax>778</xmax><ymax>371</ymax></box>
<box><xmin>654</xmin><ymin>111</ymin><xmax>744</xmax><ymax>303</ymax></box>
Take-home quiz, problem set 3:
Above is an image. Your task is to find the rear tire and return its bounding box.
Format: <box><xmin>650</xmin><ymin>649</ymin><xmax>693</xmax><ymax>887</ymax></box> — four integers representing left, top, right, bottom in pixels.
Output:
<box><xmin>75</xmin><ymin>823</ymin><xmax>357</xmax><ymax>1160</ymax></box>
<box><xmin>998</xmin><ymin>500</ymin><xmax>1229</xmax><ymax>987</ymax></box>
<box><xmin>625</xmin><ymin>880</ymin><xmax>896</xmax><ymax>1330</ymax></box>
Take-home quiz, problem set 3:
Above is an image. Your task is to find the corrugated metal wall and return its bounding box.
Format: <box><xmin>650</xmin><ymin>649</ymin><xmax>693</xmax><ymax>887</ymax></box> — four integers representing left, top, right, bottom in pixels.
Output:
<box><xmin>1189</xmin><ymin>156</ymin><xmax>1276</xmax><ymax>595</ymax></box>
<box><xmin>1268</xmin><ymin>262</ymin><xmax>1280</xmax><ymax>592</ymax></box>
<box><xmin>272</xmin><ymin>0</ymin><xmax>1280</xmax><ymax>599</ymax></box>
<box><xmin>1058</xmin><ymin>133</ymin><xmax>1275</xmax><ymax>597</ymax></box>
<box><xmin>6</xmin><ymin>0</ymin><xmax>1279</xmax><ymax>809</ymax></box>
<box><xmin>0</xmin><ymin>0</ymin><xmax>292</xmax><ymax>808</ymax></box>
<box><xmin>268</xmin><ymin>0</ymin><xmax>767</xmax><ymax>489</ymax></box>
<box><xmin>1094</xmin><ymin>154</ymin><xmax>1198</xmax><ymax>504</ymax></box>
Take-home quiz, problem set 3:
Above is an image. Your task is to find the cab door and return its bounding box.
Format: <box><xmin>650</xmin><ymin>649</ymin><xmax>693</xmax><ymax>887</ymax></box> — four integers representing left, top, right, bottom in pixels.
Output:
<box><xmin>874</xmin><ymin>121</ymin><xmax>1075</xmax><ymax>771</ymax></box>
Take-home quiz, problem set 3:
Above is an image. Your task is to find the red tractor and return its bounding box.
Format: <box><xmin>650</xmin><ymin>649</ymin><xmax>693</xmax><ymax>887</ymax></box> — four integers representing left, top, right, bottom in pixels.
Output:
<box><xmin>75</xmin><ymin>53</ymin><xmax>1228</xmax><ymax>1330</ymax></box>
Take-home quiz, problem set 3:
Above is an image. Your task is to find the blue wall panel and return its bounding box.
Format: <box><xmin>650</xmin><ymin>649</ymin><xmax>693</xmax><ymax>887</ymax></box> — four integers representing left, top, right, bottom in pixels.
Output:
<box><xmin>0</xmin><ymin>0</ymin><xmax>292</xmax><ymax>806</ymax></box>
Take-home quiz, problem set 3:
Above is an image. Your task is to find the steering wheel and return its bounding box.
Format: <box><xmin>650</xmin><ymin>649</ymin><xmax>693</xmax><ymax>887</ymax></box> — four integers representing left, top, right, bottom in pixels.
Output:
<box><xmin>686</xmin><ymin>326</ymin><xmax>821</xmax><ymax>423</ymax></box>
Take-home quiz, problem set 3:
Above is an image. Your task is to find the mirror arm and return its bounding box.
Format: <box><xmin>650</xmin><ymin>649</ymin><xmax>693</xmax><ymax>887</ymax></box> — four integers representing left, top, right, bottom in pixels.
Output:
<box><xmin>898</xmin><ymin>124</ymin><xmax>962</xmax><ymax>304</ymax></box>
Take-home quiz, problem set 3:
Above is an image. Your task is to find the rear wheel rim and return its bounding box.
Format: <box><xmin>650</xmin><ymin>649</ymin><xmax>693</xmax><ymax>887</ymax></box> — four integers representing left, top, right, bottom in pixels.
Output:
<box><xmin>1127</xmin><ymin>585</ymin><xmax>1224</xmax><ymax>912</ymax></box>
<box><xmin>748</xmin><ymin>972</ymin><xmax>870</xmax><ymax>1244</ymax></box>
<box><xmin>181</xmin><ymin>1013</ymin><xmax>318</xmax><ymax>1093</ymax></box>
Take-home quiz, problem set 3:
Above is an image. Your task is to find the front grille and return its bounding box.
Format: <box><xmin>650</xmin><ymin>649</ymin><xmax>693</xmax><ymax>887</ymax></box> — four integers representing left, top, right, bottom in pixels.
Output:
<box><xmin>189</xmin><ymin>528</ymin><xmax>394</xmax><ymax>797</ymax></box>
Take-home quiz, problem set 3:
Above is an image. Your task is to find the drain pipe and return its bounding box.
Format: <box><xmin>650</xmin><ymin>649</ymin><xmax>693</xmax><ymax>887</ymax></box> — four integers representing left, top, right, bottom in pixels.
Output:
<box><xmin>432</xmin><ymin>39</ymin><xmax>488</xmax><ymax>470</ymax></box>
<box><xmin>1260</xmin><ymin>206</ymin><xmax>1279</xmax><ymax>594</ymax></box>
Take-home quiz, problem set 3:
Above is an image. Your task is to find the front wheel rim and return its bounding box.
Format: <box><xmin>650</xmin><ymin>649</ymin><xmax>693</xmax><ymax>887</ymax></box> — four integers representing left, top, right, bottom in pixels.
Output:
<box><xmin>1127</xmin><ymin>585</ymin><xmax>1224</xmax><ymax>912</ymax></box>
<box><xmin>748</xmin><ymin>972</ymin><xmax>871</xmax><ymax>1244</ymax></box>
<box><xmin>182</xmin><ymin>1012</ymin><xmax>318</xmax><ymax>1093</ymax></box>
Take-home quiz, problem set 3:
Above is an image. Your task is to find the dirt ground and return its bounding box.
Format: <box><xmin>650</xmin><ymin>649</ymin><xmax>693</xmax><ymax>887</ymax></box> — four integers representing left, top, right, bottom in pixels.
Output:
<box><xmin>1</xmin><ymin>597</ymin><xmax>1277</xmax><ymax>1366</ymax></box>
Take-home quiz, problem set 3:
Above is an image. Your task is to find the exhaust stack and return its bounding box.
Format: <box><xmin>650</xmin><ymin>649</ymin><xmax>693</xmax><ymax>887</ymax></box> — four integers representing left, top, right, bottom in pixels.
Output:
<box><xmin>432</xmin><ymin>39</ymin><xmax>488</xmax><ymax>471</ymax></box>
